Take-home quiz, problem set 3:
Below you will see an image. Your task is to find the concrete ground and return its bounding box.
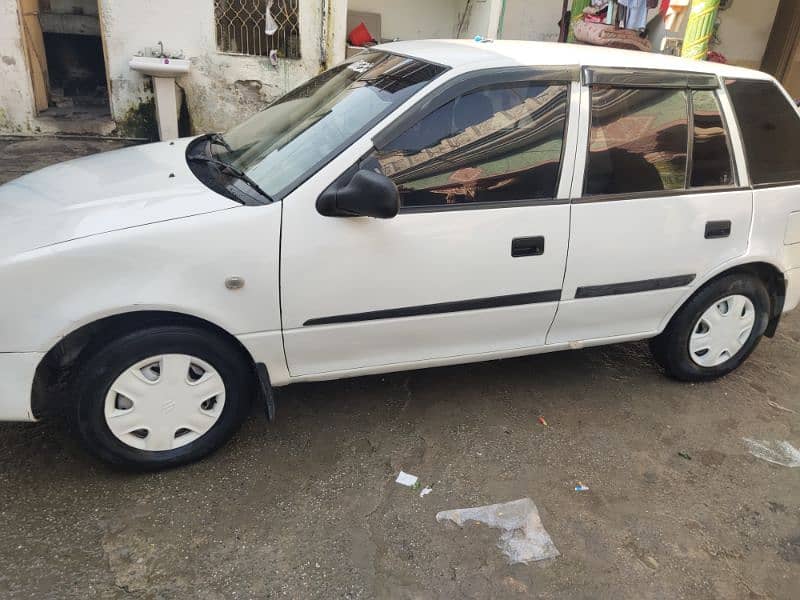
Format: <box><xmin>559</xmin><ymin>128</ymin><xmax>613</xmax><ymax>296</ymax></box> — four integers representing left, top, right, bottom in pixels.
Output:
<box><xmin>1</xmin><ymin>136</ymin><xmax>799</xmax><ymax>599</ymax></box>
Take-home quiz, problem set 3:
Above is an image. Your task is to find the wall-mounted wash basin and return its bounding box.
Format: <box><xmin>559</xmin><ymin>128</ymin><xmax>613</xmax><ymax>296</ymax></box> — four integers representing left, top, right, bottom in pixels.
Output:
<box><xmin>129</xmin><ymin>56</ymin><xmax>190</xmax><ymax>78</ymax></box>
<box><xmin>128</xmin><ymin>56</ymin><xmax>191</xmax><ymax>140</ymax></box>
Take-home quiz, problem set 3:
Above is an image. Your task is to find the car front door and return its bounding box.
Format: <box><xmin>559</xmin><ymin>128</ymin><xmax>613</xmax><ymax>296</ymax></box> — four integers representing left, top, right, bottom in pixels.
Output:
<box><xmin>280</xmin><ymin>70</ymin><xmax>580</xmax><ymax>377</ymax></box>
<box><xmin>548</xmin><ymin>68</ymin><xmax>753</xmax><ymax>344</ymax></box>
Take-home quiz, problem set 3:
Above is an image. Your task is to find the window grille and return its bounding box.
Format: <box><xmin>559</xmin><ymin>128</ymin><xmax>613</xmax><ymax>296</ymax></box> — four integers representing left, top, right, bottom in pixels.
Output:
<box><xmin>214</xmin><ymin>0</ymin><xmax>300</xmax><ymax>58</ymax></box>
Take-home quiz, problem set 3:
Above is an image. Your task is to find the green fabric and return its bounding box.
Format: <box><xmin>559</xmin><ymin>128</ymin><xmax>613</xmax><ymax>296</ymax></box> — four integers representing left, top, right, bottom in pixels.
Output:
<box><xmin>567</xmin><ymin>0</ymin><xmax>593</xmax><ymax>43</ymax></box>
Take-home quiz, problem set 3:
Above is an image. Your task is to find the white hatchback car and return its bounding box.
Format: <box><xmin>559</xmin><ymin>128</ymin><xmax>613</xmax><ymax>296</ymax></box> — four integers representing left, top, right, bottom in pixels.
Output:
<box><xmin>3</xmin><ymin>40</ymin><xmax>800</xmax><ymax>469</ymax></box>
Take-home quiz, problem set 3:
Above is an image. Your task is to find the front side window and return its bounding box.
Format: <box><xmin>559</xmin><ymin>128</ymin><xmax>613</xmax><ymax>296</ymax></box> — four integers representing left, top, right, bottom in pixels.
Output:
<box><xmin>725</xmin><ymin>78</ymin><xmax>800</xmax><ymax>186</ymax></box>
<box><xmin>690</xmin><ymin>90</ymin><xmax>734</xmax><ymax>188</ymax></box>
<box><xmin>214</xmin><ymin>52</ymin><xmax>446</xmax><ymax>199</ymax></box>
<box><xmin>372</xmin><ymin>82</ymin><xmax>569</xmax><ymax>208</ymax></box>
<box><xmin>585</xmin><ymin>87</ymin><xmax>689</xmax><ymax>195</ymax></box>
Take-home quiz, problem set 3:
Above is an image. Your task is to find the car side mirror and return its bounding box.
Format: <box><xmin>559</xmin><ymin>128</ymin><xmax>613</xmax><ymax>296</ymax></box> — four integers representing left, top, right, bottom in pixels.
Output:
<box><xmin>316</xmin><ymin>169</ymin><xmax>399</xmax><ymax>219</ymax></box>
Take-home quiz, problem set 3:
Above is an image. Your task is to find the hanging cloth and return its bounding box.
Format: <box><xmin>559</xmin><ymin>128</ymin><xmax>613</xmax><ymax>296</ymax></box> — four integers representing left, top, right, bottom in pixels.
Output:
<box><xmin>618</xmin><ymin>0</ymin><xmax>648</xmax><ymax>30</ymax></box>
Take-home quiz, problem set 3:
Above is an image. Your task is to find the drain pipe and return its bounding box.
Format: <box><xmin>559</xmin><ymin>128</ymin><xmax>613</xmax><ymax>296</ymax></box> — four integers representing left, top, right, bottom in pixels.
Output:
<box><xmin>320</xmin><ymin>0</ymin><xmax>329</xmax><ymax>68</ymax></box>
<box><xmin>497</xmin><ymin>0</ymin><xmax>507</xmax><ymax>39</ymax></box>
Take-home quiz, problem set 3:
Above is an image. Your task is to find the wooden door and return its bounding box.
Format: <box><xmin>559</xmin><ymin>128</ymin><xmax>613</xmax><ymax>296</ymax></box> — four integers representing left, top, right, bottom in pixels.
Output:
<box><xmin>18</xmin><ymin>0</ymin><xmax>48</xmax><ymax>113</ymax></box>
<box><xmin>761</xmin><ymin>0</ymin><xmax>800</xmax><ymax>81</ymax></box>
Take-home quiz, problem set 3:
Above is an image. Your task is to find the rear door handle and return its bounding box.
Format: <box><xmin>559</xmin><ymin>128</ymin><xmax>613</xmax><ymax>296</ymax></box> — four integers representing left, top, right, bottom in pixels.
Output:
<box><xmin>511</xmin><ymin>236</ymin><xmax>545</xmax><ymax>257</ymax></box>
<box><xmin>705</xmin><ymin>220</ymin><xmax>731</xmax><ymax>239</ymax></box>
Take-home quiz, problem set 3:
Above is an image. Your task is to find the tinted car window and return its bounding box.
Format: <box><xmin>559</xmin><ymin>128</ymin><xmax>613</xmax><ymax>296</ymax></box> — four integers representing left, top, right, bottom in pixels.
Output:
<box><xmin>585</xmin><ymin>87</ymin><xmax>689</xmax><ymax>195</ymax></box>
<box><xmin>374</xmin><ymin>83</ymin><xmax>569</xmax><ymax>208</ymax></box>
<box><xmin>725</xmin><ymin>78</ymin><xmax>800</xmax><ymax>186</ymax></box>
<box><xmin>690</xmin><ymin>90</ymin><xmax>734</xmax><ymax>188</ymax></box>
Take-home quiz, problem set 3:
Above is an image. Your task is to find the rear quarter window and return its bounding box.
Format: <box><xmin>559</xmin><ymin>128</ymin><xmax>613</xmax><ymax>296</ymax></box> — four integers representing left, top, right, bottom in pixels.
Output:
<box><xmin>725</xmin><ymin>79</ymin><xmax>800</xmax><ymax>186</ymax></box>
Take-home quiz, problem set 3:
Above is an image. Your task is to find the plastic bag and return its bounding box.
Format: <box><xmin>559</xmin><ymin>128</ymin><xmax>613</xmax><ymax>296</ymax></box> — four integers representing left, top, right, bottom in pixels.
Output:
<box><xmin>265</xmin><ymin>0</ymin><xmax>278</xmax><ymax>36</ymax></box>
<box><xmin>436</xmin><ymin>498</ymin><xmax>559</xmax><ymax>564</ymax></box>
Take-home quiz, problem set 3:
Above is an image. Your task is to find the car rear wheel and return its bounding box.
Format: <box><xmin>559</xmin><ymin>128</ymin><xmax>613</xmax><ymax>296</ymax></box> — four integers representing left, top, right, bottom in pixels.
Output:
<box><xmin>649</xmin><ymin>274</ymin><xmax>770</xmax><ymax>382</ymax></box>
<box><xmin>72</xmin><ymin>325</ymin><xmax>254</xmax><ymax>470</ymax></box>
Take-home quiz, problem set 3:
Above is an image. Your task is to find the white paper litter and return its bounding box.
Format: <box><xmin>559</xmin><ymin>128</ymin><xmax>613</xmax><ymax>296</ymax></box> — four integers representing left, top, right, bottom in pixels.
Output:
<box><xmin>419</xmin><ymin>486</ymin><xmax>432</xmax><ymax>497</ymax></box>
<box><xmin>743</xmin><ymin>438</ymin><xmax>800</xmax><ymax>468</ymax></box>
<box><xmin>436</xmin><ymin>498</ymin><xmax>559</xmax><ymax>564</ymax></box>
<box><xmin>395</xmin><ymin>471</ymin><xmax>418</xmax><ymax>487</ymax></box>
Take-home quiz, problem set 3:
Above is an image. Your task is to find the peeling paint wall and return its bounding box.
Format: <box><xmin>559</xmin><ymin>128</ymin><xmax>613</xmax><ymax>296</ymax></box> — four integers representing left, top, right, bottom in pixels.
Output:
<box><xmin>0</xmin><ymin>0</ymin><xmax>347</xmax><ymax>137</ymax></box>
<box><xmin>0</xmin><ymin>0</ymin><xmax>36</xmax><ymax>134</ymax></box>
<box><xmin>100</xmin><ymin>0</ymin><xmax>334</xmax><ymax>135</ymax></box>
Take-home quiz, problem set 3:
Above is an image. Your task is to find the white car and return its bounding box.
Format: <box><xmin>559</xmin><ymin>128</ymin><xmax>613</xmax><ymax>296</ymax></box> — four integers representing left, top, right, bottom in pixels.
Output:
<box><xmin>3</xmin><ymin>40</ymin><xmax>800</xmax><ymax>469</ymax></box>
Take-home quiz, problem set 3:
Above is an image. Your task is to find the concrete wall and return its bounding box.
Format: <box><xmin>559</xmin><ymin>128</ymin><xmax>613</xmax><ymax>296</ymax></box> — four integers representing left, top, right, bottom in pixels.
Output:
<box><xmin>47</xmin><ymin>0</ymin><xmax>98</xmax><ymax>15</ymax></box>
<box><xmin>0</xmin><ymin>1</ymin><xmax>33</xmax><ymax>134</ymax></box>
<box><xmin>0</xmin><ymin>0</ymin><xmax>347</xmax><ymax>137</ymax></box>
<box><xmin>347</xmin><ymin>0</ymin><xmax>462</xmax><ymax>40</ymax></box>
<box><xmin>500</xmin><ymin>0</ymin><xmax>563</xmax><ymax>42</ymax></box>
<box><xmin>716</xmin><ymin>0</ymin><xmax>780</xmax><ymax>69</ymax></box>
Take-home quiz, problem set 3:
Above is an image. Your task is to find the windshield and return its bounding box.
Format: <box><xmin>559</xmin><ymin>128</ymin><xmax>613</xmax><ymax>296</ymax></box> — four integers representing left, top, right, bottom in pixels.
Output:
<box><xmin>214</xmin><ymin>51</ymin><xmax>447</xmax><ymax>200</ymax></box>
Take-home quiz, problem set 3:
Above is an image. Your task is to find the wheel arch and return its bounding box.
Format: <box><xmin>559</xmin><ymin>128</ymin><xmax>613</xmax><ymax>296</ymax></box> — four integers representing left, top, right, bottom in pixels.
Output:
<box><xmin>660</xmin><ymin>261</ymin><xmax>786</xmax><ymax>337</ymax></box>
<box><xmin>31</xmin><ymin>310</ymin><xmax>258</xmax><ymax>420</ymax></box>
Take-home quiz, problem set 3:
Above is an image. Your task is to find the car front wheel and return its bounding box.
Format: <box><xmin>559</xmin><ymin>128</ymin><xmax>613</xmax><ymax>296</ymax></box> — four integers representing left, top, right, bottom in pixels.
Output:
<box><xmin>649</xmin><ymin>274</ymin><xmax>770</xmax><ymax>382</ymax></box>
<box><xmin>72</xmin><ymin>325</ymin><xmax>254</xmax><ymax>470</ymax></box>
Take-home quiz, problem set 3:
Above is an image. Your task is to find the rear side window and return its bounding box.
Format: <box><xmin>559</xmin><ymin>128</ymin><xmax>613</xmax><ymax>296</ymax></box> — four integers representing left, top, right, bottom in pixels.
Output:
<box><xmin>374</xmin><ymin>83</ymin><xmax>569</xmax><ymax>208</ymax></box>
<box><xmin>690</xmin><ymin>90</ymin><xmax>734</xmax><ymax>188</ymax></box>
<box><xmin>725</xmin><ymin>79</ymin><xmax>800</xmax><ymax>186</ymax></box>
<box><xmin>585</xmin><ymin>87</ymin><xmax>689</xmax><ymax>195</ymax></box>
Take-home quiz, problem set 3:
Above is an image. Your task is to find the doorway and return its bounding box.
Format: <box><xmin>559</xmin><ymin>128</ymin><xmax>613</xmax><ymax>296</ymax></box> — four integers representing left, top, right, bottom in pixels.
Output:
<box><xmin>761</xmin><ymin>0</ymin><xmax>800</xmax><ymax>84</ymax></box>
<box><xmin>19</xmin><ymin>0</ymin><xmax>110</xmax><ymax>122</ymax></box>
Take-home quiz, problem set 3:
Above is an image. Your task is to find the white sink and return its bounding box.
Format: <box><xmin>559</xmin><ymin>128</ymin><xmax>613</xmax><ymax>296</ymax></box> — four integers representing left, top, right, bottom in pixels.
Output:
<box><xmin>129</xmin><ymin>56</ymin><xmax>191</xmax><ymax>141</ymax></box>
<box><xmin>129</xmin><ymin>56</ymin><xmax>190</xmax><ymax>77</ymax></box>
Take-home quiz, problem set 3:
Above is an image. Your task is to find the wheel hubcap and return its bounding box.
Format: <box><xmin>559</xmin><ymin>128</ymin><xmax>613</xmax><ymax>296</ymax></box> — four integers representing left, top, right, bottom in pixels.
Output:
<box><xmin>104</xmin><ymin>354</ymin><xmax>225</xmax><ymax>451</ymax></box>
<box><xmin>689</xmin><ymin>294</ymin><xmax>756</xmax><ymax>368</ymax></box>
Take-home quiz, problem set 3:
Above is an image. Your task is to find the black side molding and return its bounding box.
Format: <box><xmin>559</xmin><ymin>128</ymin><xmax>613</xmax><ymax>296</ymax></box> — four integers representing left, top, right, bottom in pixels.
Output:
<box><xmin>575</xmin><ymin>275</ymin><xmax>696</xmax><ymax>299</ymax></box>
<box><xmin>304</xmin><ymin>290</ymin><xmax>562</xmax><ymax>326</ymax></box>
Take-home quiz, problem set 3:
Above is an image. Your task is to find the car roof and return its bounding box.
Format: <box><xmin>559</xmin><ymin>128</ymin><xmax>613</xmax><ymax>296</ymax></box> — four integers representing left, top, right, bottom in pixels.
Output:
<box><xmin>375</xmin><ymin>39</ymin><xmax>773</xmax><ymax>82</ymax></box>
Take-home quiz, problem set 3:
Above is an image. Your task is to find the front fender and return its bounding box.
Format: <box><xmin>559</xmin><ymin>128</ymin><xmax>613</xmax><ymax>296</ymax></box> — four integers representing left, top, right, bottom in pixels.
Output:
<box><xmin>0</xmin><ymin>204</ymin><xmax>282</xmax><ymax>353</ymax></box>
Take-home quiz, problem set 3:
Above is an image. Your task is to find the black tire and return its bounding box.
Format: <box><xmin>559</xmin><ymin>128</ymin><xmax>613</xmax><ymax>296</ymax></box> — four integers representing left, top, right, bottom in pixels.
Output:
<box><xmin>71</xmin><ymin>325</ymin><xmax>254</xmax><ymax>470</ymax></box>
<box><xmin>649</xmin><ymin>274</ymin><xmax>770</xmax><ymax>382</ymax></box>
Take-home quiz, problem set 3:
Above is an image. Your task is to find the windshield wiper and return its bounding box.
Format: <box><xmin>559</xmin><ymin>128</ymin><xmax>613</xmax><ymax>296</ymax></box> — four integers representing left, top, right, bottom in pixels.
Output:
<box><xmin>188</xmin><ymin>155</ymin><xmax>273</xmax><ymax>203</ymax></box>
<box><xmin>207</xmin><ymin>132</ymin><xmax>233</xmax><ymax>152</ymax></box>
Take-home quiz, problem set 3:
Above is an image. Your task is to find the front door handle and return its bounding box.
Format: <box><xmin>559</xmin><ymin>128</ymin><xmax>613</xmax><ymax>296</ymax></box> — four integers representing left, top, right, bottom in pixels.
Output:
<box><xmin>705</xmin><ymin>220</ymin><xmax>731</xmax><ymax>239</ymax></box>
<box><xmin>511</xmin><ymin>236</ymin><xmax>545</xmax><ymax>257</ymax></box>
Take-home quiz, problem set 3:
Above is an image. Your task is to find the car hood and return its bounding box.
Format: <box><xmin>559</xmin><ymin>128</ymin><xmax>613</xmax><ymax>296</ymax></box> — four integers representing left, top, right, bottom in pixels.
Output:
<box><xmin>0</xmin><ymin>137</ymin><xmax>239</xmax><ymax>257</ymax></box>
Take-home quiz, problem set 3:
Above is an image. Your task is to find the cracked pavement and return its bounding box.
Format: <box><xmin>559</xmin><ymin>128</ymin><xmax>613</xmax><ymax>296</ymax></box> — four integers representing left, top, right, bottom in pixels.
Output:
<box><xmin>1</xmin><ymin>136</ymin><xmax>799</xmax><ymax>599</ymax></box>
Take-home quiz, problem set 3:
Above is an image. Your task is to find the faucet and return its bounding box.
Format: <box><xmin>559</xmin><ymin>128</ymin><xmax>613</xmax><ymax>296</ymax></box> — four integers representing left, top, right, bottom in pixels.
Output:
<box><xmin>153</xmin><ymin>41</ymin><xmax>164</xmax><ymax>58</ymax></box>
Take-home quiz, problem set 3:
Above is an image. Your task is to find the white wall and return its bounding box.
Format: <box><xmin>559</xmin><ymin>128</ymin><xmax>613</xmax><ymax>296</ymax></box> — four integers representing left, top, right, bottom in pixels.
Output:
<box><xmin>0</xmin><ymin>0</ymin><xmax>347</xmax><ymax>137</ymax></box>
<box><xmin>716</xmin><ymin>0</ymin><xmax>780</xmax><ymax>69</ymax></box>
<box><xmin>100</xmin><ymin>0</ymin><xmax>336</xmax><ymax>136</ymax></box>
<box><xmin>0</xmin><ymin>0</ymin><xmax>33</xmax><ymax>134</ymax></box>
<box><xmin>500</xmin><ymin>0</ymin><xmax>562</xmax><ymax>42</ymax></box>
<box><xmin>347</xmin><ymin>0</ymin><xmax>462</xmax><ymax>40</ymax></box>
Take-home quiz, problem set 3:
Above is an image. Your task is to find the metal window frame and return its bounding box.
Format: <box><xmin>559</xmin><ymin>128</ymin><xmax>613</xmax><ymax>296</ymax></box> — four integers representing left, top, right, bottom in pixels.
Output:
<box><xmin>213</xmin><ymin>0</ymin><xmax>300</xmax><ymax>59</ymax></box>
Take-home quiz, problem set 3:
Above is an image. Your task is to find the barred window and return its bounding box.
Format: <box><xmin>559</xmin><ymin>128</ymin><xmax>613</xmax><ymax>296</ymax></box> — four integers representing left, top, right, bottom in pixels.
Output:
<box><xmin>214</xmin><ymin>0</ymin><xmax>300</xmax><ymax>58</ymax></box>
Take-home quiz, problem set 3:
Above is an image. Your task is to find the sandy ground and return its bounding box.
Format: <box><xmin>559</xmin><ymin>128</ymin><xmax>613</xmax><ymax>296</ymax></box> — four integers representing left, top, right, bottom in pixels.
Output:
<box><xmin>1</xmin><ymin>136</ymin><xmax>798</xmax><ymax>599</ymax></box>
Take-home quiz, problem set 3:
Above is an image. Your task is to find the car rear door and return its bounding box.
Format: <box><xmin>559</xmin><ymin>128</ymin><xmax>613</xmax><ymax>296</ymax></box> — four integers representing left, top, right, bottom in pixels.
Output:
<box><xmin>548</xmin><ymin>68</ymin><xmax>753</xmax><ymax>344</ymax></box>
<box><xmin>280</xmin><ymin>68</ymin><xmax>580</xmax><ymax>377</ymax></box>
